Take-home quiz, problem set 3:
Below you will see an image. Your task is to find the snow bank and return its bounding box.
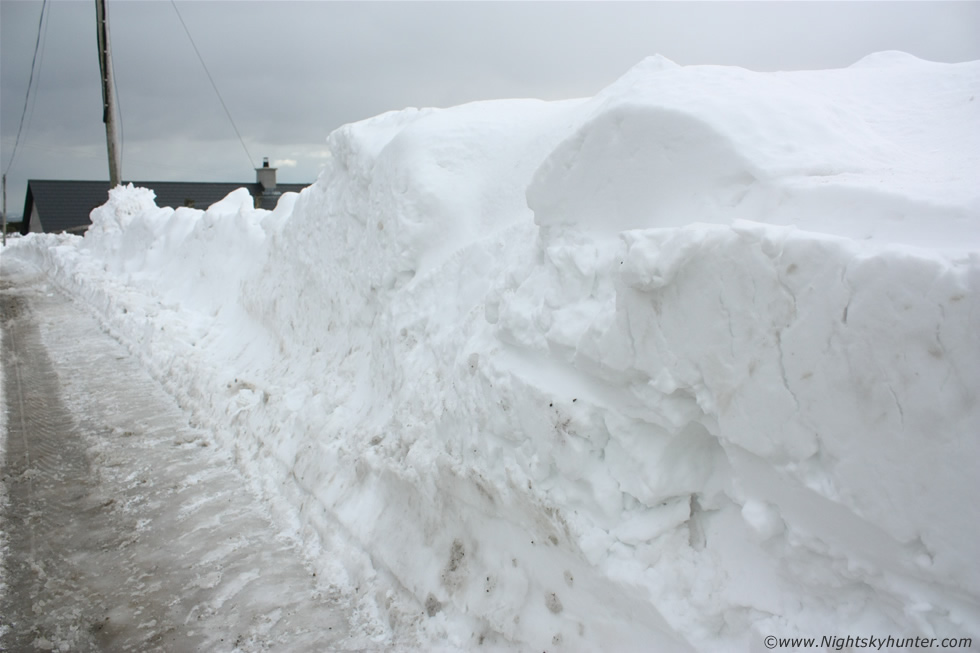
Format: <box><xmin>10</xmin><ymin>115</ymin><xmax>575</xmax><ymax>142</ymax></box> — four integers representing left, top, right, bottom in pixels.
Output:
<box><xmin>6</xmin><ymin>53</ymin><xmax>979</xmax><ymax>651</ymax></box>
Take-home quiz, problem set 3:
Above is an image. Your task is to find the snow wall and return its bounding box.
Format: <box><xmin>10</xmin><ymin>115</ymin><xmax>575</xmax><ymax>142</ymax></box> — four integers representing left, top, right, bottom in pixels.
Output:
<box><xmin>8</xmin><ymin>52</ymin><xmax>980</xmax><ymax>651</ymax></box>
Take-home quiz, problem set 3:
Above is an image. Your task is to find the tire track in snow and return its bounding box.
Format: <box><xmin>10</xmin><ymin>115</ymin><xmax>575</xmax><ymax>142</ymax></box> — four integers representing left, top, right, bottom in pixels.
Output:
<box><xmin>1</xmin><ymin>287</ymin><xmax>102</xmax><ymax>650</ymax></box>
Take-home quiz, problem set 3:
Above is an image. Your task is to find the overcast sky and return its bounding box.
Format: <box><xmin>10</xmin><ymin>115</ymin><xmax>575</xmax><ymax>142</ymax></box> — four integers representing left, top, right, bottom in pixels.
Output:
<box><xmin>2</xmin><ymin>1</ymin><xmax>979</xmax><ymax>219</ymax></box>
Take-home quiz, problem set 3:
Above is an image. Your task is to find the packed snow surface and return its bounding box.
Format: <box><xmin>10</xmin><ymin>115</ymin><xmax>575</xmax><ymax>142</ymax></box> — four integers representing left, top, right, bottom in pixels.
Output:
<box><xmin>5</xmin><ymin>52</ymin><xmax>979</xmax><ymax>650</ymax></box>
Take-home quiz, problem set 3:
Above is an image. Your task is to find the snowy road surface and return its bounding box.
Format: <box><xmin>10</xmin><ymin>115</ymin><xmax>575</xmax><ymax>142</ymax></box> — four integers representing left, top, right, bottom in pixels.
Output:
<box><xmin>0</xmin><ymin>259</ymin><xmax>368</xmax><ymax>652</ymax></box>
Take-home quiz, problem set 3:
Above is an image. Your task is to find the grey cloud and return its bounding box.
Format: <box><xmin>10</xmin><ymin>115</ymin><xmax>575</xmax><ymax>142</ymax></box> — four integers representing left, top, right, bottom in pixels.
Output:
<box><xmin>3</xmin><ymin>1</ymin><xmax>978</xmax><ymax>219</ymax></box>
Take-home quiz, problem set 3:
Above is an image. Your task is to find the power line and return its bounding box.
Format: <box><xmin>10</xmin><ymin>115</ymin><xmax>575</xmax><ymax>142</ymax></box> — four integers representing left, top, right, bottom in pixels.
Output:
<box><xmin>23</xmin><ymin>0</ymin><xmax>52</xmax><ymax>140</ymax></box>
<box><xmin>4</xmin><ymin>0</ymin><xmax>48</xmax><ymax>176</ymax></box>
<box><xmin>169</xmin><ymin>0</ymin><xmax>255</xmax><ymax>171</ymax></box>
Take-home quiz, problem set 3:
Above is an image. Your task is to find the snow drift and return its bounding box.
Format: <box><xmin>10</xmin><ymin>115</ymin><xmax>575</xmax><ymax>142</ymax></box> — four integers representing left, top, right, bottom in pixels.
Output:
<box><xmin>7</xmin><ymin>52</ymin><xmax>979</xmax><ymax>651</ymax></box>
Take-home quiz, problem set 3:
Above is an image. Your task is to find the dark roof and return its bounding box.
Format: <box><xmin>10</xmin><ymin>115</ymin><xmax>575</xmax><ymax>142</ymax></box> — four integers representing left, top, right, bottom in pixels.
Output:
<box><xmin>21</xmin><ymin>179</ymin><xmax>309</xmax><ymax>235</ymax></box>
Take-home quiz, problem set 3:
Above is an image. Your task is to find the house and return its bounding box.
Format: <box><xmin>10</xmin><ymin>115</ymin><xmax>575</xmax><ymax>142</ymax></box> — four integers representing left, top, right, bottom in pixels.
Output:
<box><xmin>20</xmin><ymin>159</ymin><xmax>307</xmax><ymax>235</ymax></box>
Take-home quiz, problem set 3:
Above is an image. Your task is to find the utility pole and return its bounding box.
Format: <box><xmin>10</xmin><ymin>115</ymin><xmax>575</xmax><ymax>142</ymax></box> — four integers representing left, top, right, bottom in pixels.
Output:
<box><xmin>2</xmin><ymin>173</ymin><xmax>7</xmax><ymax>246</ymax></box>
<box><xmin>95</xmin><ymin>0</ymin><xmax>121</xmax><ymax>188</ymax></box>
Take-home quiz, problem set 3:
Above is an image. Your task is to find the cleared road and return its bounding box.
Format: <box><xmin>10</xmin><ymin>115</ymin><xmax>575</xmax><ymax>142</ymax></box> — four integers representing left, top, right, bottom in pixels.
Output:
<box><xmin>1</xmin><ymin>258</ymin><xmax>357</xmax><ymax>652</ymax></box>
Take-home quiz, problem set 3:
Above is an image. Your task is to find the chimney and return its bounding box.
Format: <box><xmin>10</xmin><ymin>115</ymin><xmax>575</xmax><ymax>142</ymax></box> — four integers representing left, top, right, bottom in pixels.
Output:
<box><xmin>256</xmin><ymin>156</ymin><xmax>276</xmax><ymax>192</ymax></box>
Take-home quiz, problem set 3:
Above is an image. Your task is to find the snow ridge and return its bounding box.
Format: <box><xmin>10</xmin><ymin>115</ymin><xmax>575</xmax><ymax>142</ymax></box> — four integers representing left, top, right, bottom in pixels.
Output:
<box><xmin>6</xmin><ymin>53</ymin><xmax>979</xmax><ymax>651</ymax></box>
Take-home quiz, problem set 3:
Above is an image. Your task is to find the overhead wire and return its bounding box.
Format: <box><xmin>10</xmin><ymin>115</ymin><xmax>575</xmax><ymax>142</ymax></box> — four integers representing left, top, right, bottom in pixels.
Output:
<box><xmin>23</xmin><ymin>0</ymin><xmax>52</xmax><ymax>140</ymax></box>
<box><xmin>169</xmin><ymin>0</ymin><xmax>256</xmax><ymax>172</ymax></box>
<box><xmin>4</xmin><ymin>0</ymin><xmax>49</xmax><ymax>176</ymax></box>
<box><xmin>5</xmin><ymin>1</ymin><xmax>250</xmax><ymax>187</ymax></box>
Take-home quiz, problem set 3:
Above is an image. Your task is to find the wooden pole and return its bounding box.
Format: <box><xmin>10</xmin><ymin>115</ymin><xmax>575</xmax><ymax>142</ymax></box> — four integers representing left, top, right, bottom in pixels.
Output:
<box><xmin>95</xmin><ymin>0</ymin><xmax>121</xmax><ymax>188</ymax></box>
<box><xmin>2</xmin><ymin>173</ymin><xmax>7</xmax><ymax>246</ymax></box>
